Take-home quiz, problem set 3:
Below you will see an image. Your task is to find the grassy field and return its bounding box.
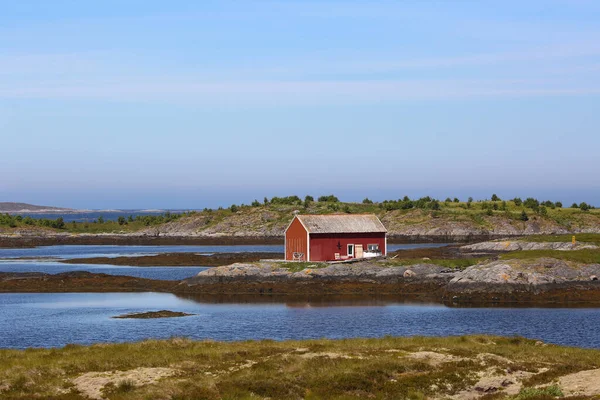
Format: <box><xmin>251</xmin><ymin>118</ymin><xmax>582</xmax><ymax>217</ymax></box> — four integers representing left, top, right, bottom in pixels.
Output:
<box><xmin>523</xmin><ymin>234</ymin><xmax>600</xmax><ymax>245</ymax></box>
<box><xmin>1</xmin><ymin>335</ymin><xmax>599</xmax><ymax>399</ymax></box>
<box><xmin>500</xmin><ymin>249</ymin><xmax>600</xmax><ymax>264</ymax></box>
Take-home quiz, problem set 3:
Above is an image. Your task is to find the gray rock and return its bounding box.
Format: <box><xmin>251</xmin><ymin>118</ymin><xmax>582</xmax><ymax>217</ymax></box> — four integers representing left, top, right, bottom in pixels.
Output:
<box><xmin>461</xmin><ymin>241</ymin><xmax>598</xmax><ymax>253</ymax></box>
<box><xmin>447</xmin><ymin>258</ymin><xmax>600</xmax><ymax>293</ymax></box>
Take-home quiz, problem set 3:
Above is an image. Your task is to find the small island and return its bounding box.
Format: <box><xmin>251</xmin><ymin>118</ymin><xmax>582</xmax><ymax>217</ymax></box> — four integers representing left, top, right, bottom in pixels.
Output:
<box><xmin>112</xmin><ymin>310</ymin><xmax>195</xmax><ymax>319</ymax></box>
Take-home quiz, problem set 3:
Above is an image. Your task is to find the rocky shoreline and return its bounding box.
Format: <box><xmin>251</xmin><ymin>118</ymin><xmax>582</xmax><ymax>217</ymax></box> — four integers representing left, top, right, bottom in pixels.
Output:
<box><xmin>0</xmin><ymin>234</ymin><xmax>284</xmax><ymax>248</ymax></box>
<box><xmin>0</xmin><ymin>271</ymin><xmax>178</xmax><ymax>293</ymax></box>
<box><xmin>2</xmin><ymin>235</ymin><xmax>600</xmax><ymax>305</ymax></box>
<box><xmin>4</xmin><ymin>257</ymin><xmax>598</xmax><ymax>305</ymax></box>
<box><xmin>176</xmin><ymin>256</ymin><xmax>600</xmax><ymax>304</ymax></box>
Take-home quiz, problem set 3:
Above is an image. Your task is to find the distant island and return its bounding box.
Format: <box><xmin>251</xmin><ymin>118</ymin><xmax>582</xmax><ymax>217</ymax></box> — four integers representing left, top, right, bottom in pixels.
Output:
<box><xmin>0</xmin><ymin>202</ymin><xmax>74</xmax><ymax>213</ymax></box>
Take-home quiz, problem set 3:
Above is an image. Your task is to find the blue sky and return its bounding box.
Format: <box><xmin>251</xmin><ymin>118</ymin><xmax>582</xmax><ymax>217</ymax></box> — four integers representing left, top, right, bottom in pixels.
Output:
<box><xmin>1</xmin><ymin>0</ymin><xmax>599</xmax><ymax>209</ymax></box>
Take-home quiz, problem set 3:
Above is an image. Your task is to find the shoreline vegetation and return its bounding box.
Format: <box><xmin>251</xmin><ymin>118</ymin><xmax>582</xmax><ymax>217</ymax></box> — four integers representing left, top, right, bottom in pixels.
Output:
<box><xmin>1</xmin><ymin>195</ymin><xmax>599</xmax><ymax>248</ymax></box>
<box><xmin>60</xmin><ymin>252</ymin><xmax>285</xmax><ymax>267</ymax></box>
<box><xmin>2</xmin><ymin>335</ymin><xmax>600</xmax><ymax>399</ymax></box>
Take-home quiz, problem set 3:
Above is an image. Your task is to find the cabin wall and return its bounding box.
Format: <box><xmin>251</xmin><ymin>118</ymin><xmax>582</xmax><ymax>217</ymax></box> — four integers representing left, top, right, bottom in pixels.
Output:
<box><xmin>309</xmin><ymin>233</ymin><xmax>386</xmax><ymax>261</ymax></box>
<box><xmin>285</xmin><ymin>218</ymin><xmax>308</xmax><ymax>261</ymax></box>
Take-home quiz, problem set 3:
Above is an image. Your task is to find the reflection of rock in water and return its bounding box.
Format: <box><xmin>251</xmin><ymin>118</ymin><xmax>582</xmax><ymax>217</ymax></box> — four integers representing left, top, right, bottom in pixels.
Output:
<box><xmin>175</xmin><ymin>293</ymin><xmax>440</xmax><ymax>307</ymax></box>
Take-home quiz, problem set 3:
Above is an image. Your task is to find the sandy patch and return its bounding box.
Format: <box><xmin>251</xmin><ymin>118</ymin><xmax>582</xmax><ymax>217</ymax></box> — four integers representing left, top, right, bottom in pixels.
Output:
<box><xmin>476</xmin><ymin>353</ymin><xmax>514</xmax><ymax>365</ymax></box>
<box><xmin>227</xmin><ymin>360</ymin><xmax>258</xmax><ymax>372</ymax></box>
<box><xmin>72</xmin><ymin>367</ymin><xmax>177</xmax><ymax>399</ymax></box>
<box><xmin>558</xmin><ymin>369</ymin><xmax>600</xmax><ymax>396</ymax></box>
<box><xmin>405</xmin><ymin>351</ymin><xmax>467</xmax><ymax>366</ymax></box>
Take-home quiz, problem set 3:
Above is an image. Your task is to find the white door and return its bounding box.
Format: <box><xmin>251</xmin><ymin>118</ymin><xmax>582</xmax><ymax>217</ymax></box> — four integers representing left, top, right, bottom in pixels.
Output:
<box><xmin>347</xmin><ymin>244</ymin><xmax>354</xmax><ymax>257</ymax></box>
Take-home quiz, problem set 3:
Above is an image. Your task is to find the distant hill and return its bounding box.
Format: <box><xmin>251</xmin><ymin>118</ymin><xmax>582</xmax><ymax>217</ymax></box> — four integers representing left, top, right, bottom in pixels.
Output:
<box><xmin>0</xmin><ymin>202</ymin><xmax>74</xmax><ymax>213</ymax></box>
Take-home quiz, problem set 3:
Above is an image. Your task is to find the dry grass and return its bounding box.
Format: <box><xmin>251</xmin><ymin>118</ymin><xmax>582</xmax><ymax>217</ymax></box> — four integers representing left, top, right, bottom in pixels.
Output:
<box><xmin>1</xmin><ymin>335</ymin><xmax>600</xmax><ymax>399</ymax></box>
<box><xmin>500</xmin><ymin>249</ymin><xmax>600</xmax><ymax>264</ymax></box>
<box><xmin>523</xmin><ymin>234</ymin><xmax>600</xmax><ymax>245</ymax></box>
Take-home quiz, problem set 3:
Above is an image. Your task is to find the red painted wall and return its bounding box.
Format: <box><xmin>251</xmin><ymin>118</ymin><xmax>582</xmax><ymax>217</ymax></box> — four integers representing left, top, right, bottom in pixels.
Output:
<box><xmin>285</xmin><ymin>217</ymin><xmax>308</xmax><ymax>261</ymax></box>
<box><xmin>309</xmin><ymin>233</ymin><xmax>386</xmax><ymax>262</ymax></box>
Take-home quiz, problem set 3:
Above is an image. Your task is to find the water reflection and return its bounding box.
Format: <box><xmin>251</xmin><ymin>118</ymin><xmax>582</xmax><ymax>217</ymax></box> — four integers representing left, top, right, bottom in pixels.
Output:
<box><xmin>2</xmin><ymin>292</ymin><xmax>600</xmax><ymax>349</ymax></box>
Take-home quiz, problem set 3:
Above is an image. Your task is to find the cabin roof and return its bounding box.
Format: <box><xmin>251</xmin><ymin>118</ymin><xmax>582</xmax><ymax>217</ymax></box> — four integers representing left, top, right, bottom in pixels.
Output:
<box><xmin>294</xmin><ymin>214</ymin><xmax>387</xmax><ymax>234</ymax></box>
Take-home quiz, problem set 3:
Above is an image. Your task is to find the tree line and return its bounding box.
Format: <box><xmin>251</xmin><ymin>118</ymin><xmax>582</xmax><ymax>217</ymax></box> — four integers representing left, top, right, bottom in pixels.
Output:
<box><xmin>0</xmin><ymin>211</ymin><xmax>196</xmax><ymax>229</ymax></box>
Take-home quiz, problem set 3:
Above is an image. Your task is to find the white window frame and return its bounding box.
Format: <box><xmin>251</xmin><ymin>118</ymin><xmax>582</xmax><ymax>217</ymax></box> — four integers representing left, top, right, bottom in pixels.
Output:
<box><xmin>367</xmin><ymin>244</ymin><xmax>379</xmax><ymax>252</ymax></box>
<box><xmin>347</xmin><ymin>244</ymin><xmax>354</xmax><ymax>257</ymax></box>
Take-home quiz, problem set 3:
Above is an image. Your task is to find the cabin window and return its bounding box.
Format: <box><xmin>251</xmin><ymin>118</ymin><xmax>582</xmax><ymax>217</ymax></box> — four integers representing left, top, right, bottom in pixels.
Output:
<box><xmin>347</xmin><ymin>244</ymin><xmax>354</xmax><ymax>257</ymax></box>
<box><xmin>367</xmin><ymin>244</ymin><xmax>379</xmax><ymax>252</ymax></box>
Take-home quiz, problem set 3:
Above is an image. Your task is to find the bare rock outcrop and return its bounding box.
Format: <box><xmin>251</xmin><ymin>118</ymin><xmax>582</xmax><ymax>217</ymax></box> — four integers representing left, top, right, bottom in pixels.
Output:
<box><xmin>447</xmin><ymin>258</ymin><xmax>600</xmax><ymax>294</ymax></box>
<box><xmin>182</xmin><ymin>262</ymin><xmax>455</xmax><ymax>286</ymax></box>
<box><xmin>461</xmin><ymin>241</ymin><xmax>598</xmax><ymax>252</ymax></box>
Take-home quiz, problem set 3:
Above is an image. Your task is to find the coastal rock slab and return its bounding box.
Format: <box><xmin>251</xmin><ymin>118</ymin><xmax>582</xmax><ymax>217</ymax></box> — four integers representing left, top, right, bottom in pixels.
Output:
<box><xmin>461</xmin><ymin>241</ymin><xmax>598</xmax><ymax>252</ymax></box>
<box><xmin>447</xmin><ymin>258</ymin><xmax>600</xmax><ymax>294</ymax></box>
<box><xmin>182</xmin><ymin>262</ymin><xmax>454</xmax><ymax>286</ymax></box>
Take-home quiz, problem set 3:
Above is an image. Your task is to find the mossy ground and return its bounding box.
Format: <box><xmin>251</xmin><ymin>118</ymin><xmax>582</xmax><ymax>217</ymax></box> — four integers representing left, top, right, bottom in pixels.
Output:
<box><xmin>1</xmin><ymin>335</ymin><xmax>599</xmax><ymax>399</ymax></box>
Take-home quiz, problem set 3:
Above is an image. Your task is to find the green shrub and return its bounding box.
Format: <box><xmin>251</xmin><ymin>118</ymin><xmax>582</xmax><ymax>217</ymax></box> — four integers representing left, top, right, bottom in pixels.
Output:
<box><xmin>270</xmin><ymin>196</ymin><xmax>302</xmax><ymax>205</ymax></box>
<box><xmin>318</xmin><ymin>195</ymin><xmax>339</xmax><ymax>202</ymax></box>
<box><xmin>515</xmin><ymin>384</ymin><xmax>563</xmax><ymax>400</ymax></box>
<box><xmin>520</xmin><ymin>210</ymin><xmax>529</xmax><ymax>221</ymax></box>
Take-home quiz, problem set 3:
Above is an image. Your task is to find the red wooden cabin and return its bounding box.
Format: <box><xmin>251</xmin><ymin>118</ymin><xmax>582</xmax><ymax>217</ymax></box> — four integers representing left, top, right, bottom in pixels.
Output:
<box><xmin>284</xmin><ymin>214</ymin><xmax>387</xmax><ymax>262</ymax></box>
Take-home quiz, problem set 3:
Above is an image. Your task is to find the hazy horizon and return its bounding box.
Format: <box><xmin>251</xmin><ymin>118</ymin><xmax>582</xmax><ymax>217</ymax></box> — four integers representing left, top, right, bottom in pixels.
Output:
<box><xmin>2</xmin><ymin>1</ymin><xmax>599</xmax><ymax>208</ymax></box>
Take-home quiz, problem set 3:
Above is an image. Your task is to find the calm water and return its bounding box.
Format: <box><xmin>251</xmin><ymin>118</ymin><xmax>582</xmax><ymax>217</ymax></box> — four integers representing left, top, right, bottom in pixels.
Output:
<box><xmin>0</xmin><ymin>243</ymin><xmax>448</xmax><ymax>281</ymax></box>
<box><xmin>0</xmin><ymin>261</ymin><xmax>207</xmax><ymax>280</ymax></box>
<box><xmin>0</xmin><ymin>244</ymin><xmax>284</xmax><ymax>259</ymax></box>
<box><xmin>1</xmin><ymin>292</ymin><xmax>600</xmax><ymax>349</ymax></box>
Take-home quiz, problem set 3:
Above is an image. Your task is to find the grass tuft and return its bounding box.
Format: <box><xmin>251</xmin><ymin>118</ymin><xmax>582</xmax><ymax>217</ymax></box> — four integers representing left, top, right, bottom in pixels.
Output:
<box><xmin>515</xmin><ymin>384</ymin><xmax>563</xmax><ymax>400</ymax></box>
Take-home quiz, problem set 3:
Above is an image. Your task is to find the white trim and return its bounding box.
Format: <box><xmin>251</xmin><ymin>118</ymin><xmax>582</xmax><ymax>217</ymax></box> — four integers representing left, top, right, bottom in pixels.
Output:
<box><xmin>306</xmin><ymin>232</ymin><xmax>310</xmax><ymax>261</ymax></box>
<box><xmin>384</xmin><ymin>234</ymin><xmax>387</xmax><ymax>256</ymax></box>
<box><xmin>347</xmin><ymin>243</ymin><xmax>354</xmax><ymax>257</ymax></box>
